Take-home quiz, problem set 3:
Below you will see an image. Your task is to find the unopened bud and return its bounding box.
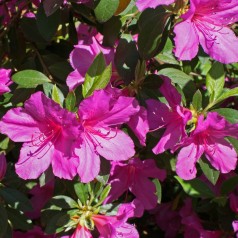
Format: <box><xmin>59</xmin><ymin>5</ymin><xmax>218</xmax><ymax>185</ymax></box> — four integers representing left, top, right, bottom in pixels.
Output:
<box><xmin>0</xmin><ymin>153</ymin><xmax>7</xmax><ymax>180</ymax></box>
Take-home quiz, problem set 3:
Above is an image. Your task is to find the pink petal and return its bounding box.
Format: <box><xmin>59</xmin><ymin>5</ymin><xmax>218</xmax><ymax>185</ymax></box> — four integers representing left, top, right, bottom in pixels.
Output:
<box><xmin>91</xmin><ymin>128</ymin><xmax>135</xmax><ymax>161</ymax></box>
<box><xmin>131</xmin><ymin>174</ymin><xmax>158</xmax><ymax>210</ymax></box>
<box><xmin>75</xmin><ymin>134</ymin><xmax>100</xmax><ymax>183</ymax></box>
<box><xmin>66</xmin><ymin>69</ymin><xmax>85</xmax><ymax>91</ymax></box>
<box><xmin>0</xmin><ymin>107</ymin><xmax>40</xmax><ymax>142</ymax></box>
<box><xmin>136</xmin><ymin>0</ymin><xmax>175</xmax><ymax>11</ymax></box>
<box><xmin>115</xmin><ymin>223</ymin><xmax>139</xmax><ymax>238</ymax></box>
<box><xmin>176</xmin><ymin>143</ymin><xmax>204</xmax><ymax>180</ymax></box>
<box><xmin>15</xmin><ymin>142</ymin><xmax>53</xmax><ymax>179</ymax></box>
<box><xmin>197</xmin><ymin>24</ymin><xmax>238</xmax><ymax>64</ymax></box>
<box><xmin>146</xmin><ymin>99</ymin><xmax>170</xmax><ymax>130</ymax></box>
<box><xmin>174</xmin><ymin>21</ymin><xmax>199</xmax><ymax>61</ymax></box>
<box><xmin>51</xmin><ymin>150</ymin><xmax>78</xmax><ymax>180</ymax></box>
<box><xmin>205</xmin><ymin>138</ymin><xmax>237</xmax><ymax>173</ymax></box>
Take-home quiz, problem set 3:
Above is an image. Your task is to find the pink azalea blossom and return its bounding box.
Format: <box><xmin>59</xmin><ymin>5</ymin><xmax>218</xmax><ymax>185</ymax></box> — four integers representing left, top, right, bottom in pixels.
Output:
<box><xmin>174</xmin><ymin>0</ymin><xmax>238</xmax><ymax>63</ymax></box>
<box><xmin>0</xmin><ymin>153</ymin><xmax>7</xmax><ymax>180</ymax></box>
<box><xmin>92</xmin><ymin>202</ymin><xmax>139</xmax><ymax>238</ymax></box>
<box><xmin>147</xmin><ymin>76</ymin><xmax>192</xmax><ymax>154</ymax></box>
<box><xmin>71</xmin><ymin>225</ymin><xmax>92</xmax><ymax>238</ymax></box>
<box><xmin>136</xmin><ymin>0</ymin><xmax>175</xmax><ymax>12</ymax></box>
<box><xmin>176</xmin><ymin>112</ymin><xmax>238</xmax><ymax>180</ymax></box>
<box><xmin>0</xmin><ymin>92</ymin><xmax>79</xmax><ymax>180</ymax></box>
<box><xmin>0</xmin><ymin>68</ymin><xmax>12</xmax><ymax>95</ymax></box>
<box><xmin>67</xmin><ymin>26</ymin><xmax>114</xmax><ymax>91</ymax></box>
<box><xmin>75</xmin><ymin>88</ymin><xmax>139</xmax><ymax>182</ymax></box>
<box><xmin>105</xmin><ymin>158</ymin><xmax>166</xmax><ymax>210</ymax></box>
<box><xmin>233</xmin><ymin>221</ymin><xmax>238</xmax><ymax>238</ymax></box>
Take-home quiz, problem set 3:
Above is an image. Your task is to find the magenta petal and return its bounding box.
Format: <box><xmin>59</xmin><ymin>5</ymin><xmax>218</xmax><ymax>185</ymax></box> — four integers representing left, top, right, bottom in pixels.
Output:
<box><xmin>131</xmin><ymin>174</ymin><xmax>158</xmax><ymax>210</ymax></box>
<box><xmin>146</xmin><ymin>99</ymin><xmax>170</xmax><ymax>130</ymax></box>
<box><xmin>136</xmin><ymin>0</ymin><xmax>175</xmax><ymax>11</ymax></box>
<box><xmin>141</xmin><ymin>159</ymin><xmax>166</xmax><ymax>181</ymax></box>
<box><xmin>15</xmin><ymin>142</ymin><xmax>53</xmax><ymax>179</ymax></box>
<box><xmin>174</xmin><ymin>21</ymin><xmax>199</xmax><ymax>61</ymax></box>
<box><xmin>92</xmin><ymin>128</ymin><xmax>135</xmax><ymax>161</ymax></box>
<box><xmin>115</xmin><ymin>223</ymin><xmax>139</xmax><ymax>238</ymax></box>
<box><xmin>66</xmin><ymin>69</ymin><xmax>85</xmax><ymax>91</ymax></box>
<box><xmin>152</xmin><ymin>121</ymin><xmax>182</xmax><ymax>154</ymax></box>
<box><xmin>0</xmin><ymin>107</ymin><xmax>40</xmax><ymax>142</ymax></box>
<box><xmin>76</xmin><ymin>135</ymin><xmax>100</xmax><ymax>183</ymax></box>
<box><xmin>51</xmin><ymin>151</ymin><xmax>78</xmax><ymax>180</ymax></box>
<box><xmin>127</xmin><ymin>107</ymin><xmax>149</xmax><ymax>146</ymax></box>
<box><xmin>197</xmin><ymin>24</ymin><xmax>238</xmax><ymax>64</ymax></box>
<box><xmin>205</xmin><ymin>138</ymin><xmax>237</xmax><ymax>173</ymax></box>
<box><xmin>176</xmin><ymin>143</ymin><xmax>204</xmax><ymax>180</ymax></box>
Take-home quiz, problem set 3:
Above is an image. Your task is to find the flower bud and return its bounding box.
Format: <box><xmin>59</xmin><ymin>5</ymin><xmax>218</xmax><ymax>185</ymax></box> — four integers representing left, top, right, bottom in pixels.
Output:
<box><xmin>0</xmin><ymin>153</ymin><xmax>7</xmax><ymax>181</ymax></box>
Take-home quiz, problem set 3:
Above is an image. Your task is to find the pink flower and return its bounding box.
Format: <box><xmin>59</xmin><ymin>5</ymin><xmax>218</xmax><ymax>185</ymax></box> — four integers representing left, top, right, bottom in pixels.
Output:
<box><xmin>0</xmin><ymin>92</ymin><xmax>79</xmax><ymax>180</ymax></box>
<box><xmin>0</xmin><ymin>153</ymin><xmax>7</xmax><ymax>180</ymax></box>
<box><xmin>174</xmin><ymin>0</ymin><xmax>238</xmax><ymax>63</ymax></box>
<box><xmin>71</xmin><ymin>225</ymin><xmax>92</xmax><ymax>238</ymax></box>
<box><xmin>67</xmin><ymin>26</ymin><xmax>114</xmax><ymax>91</ymax></box>
<box><xmin>0</xmin><ymin>68</ymin><xmax>12</xmax><ymax>95</ymax></box>
<box><xmin>233</xmin><ymin>221</ymin><xmax>238</xmax><ymax>238</ymax></box>
<box><xmin>75</xmin><ymin>88</ymin><xmax>139</xmax><ymax>182</ymax></box>
<box><xmin>147</xmin><ymin>76</ymin><xmax>192</xmax><ymax>154</ymax></box>
<box><xmin>176</xmin><ymin>112</ymin><xmax>238</xmax><ymax>180</ymax></box>
<box><xmin>136</xmin><ymin>0</ymin><xmax>175</xmax><ymax>12</ymax></box>
<box><xmin>106</xmin><ymin>158</ymin><xmax>166</xmax><ymax>210</ymax></box>
<box><xmin>92</xmin><ymin>202</ymin><xmax>139</xmax><ymax>238</ymax></box>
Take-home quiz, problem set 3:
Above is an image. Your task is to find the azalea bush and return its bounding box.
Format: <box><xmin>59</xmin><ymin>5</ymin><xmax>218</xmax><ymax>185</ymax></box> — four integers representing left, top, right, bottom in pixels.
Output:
<box><xmin>1</xmin><ymin>0</ymin><xmax>238</xmax><ymax>237</ymax></box>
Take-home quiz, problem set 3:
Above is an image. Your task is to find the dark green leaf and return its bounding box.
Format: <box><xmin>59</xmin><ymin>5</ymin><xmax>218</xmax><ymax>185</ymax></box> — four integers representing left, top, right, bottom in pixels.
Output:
<box><xmin>199</xmin><ymin>157</ymin><xmax>220</xmax><ymax>185</ymax></box>
<box><xmin>51</xmin><ymin>195</ymin><xmax>78</xmax><ymax>209</ymax></box>
<box><xmin>12</xmin><ymin>70</ymin><xmax>50</xmax><ymax>88</ymax></box>
<box><xmin>138</xmin><ymin>7</ymin><xmax>171</xmax><ymax>59</ymax></box>
<box><xmin>0</xmin><ymin>188</ymin><xmax>32</xmax><ymax>212</ymax></box>
<box><xmin>175</xmin><ymin>176</ymin><xmax>214</xmax><ymax>198</ymax></box>
<box><xmin>36</xmin><ymin>3</ymin><xmax>60</xmax><ymax>41</ymax></box>
<box><xmin>206</xmin><ymin>62</ymin><xmax>225</xmax><ymax>102</ymax></box>
<box><xmin>220</xmin><ymin>175</ymin><xmax>238</xmax><ymax>195</ymax></box>
<box><xmin>74</xmin><ymin>183</ymin><xmax>89</xmax><ymax>204</ymax></box>
<box><xmin>192</xmin><ymin>90</ymin><xmax>202</xmax><ymax>111</ymax></box>
<box><xmin>97</xmin><ymin>185</ymin><xmax>111</xmax><ymax>206</ymax></box>
<box><xmin>65</xmin><ymin>91</ymin><xmax>76</xmax><ymax>112</ymax></box>
<box><xmin>94</xmin><ymin>0</ymin><xmax>120</xmax><ymax>23</ymax></box>
<box><xmin>82</xmin><ymin>53</ymin><xmax>112</xmax><ymax>98</ymax></box>
<box><xmin>43</xmin><ymin>0</ymin><xmax>64</xmax><ymax>16</ymax></box>
<box><xmin>0</xmin><ymin>203</ymin><xmax>8</xmax><ymax>237</ymax></box>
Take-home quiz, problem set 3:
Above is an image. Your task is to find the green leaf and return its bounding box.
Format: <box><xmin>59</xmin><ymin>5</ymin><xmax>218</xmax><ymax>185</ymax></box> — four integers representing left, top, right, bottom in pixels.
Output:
<box><xmin>6</xmin><ymin>207</ymin><xmax>33</xmax><ymax>231</ymax></box>
<box><xmin>43</xmin><ymin>0</ymin><xmax>64</xmax><ymax>16</ymax></box>
<box><xmin>97</xmin><ymin>184</ymin><xmax>111</xmax><ymax>206</ymax></box>
<box><xmin>0</xmin><ymin>203</ymin><xmax>8</xmax><ymax>237</ymax></box>
<box><xmin>199</xmin><ymin>157</ymin><xmax>220</xmax><ymax>185</ymax></box>
<box><xmin>74</xmin><ymin>183</ymin><xmax>89</xmax><ymax>205</ymax></box>
<box><xmin>65</xmin><ymin>91</ymin><xmax>76</xmax><ymax>112</ymax></box>
<box><xmin>36</xmin><ymin>3</ymin><xmax>60</xmax><ymax>41</ymax></box>
<box><xmin>213</xmin><ymin>108</ymin><xmax>238</xmax><ymax>123</ymax></box>
<box><xmin>206</xmin><ymin>62</ymin><xmax>225</xmax><ymax>102</ymax></box>
<box><xmin>94</xmin><ymin>0</ymin><xmax>120</xmax><ymax>23</ymax></box>
<box><xmin>175</xmin><ymin>176</ymin><xmax>214</xmax><ymax>198</ymax></box>
<box><xmin>82</xmin><ymin>53</ymin><xmax>112</xmax><ymax>98</ymax></box>
<box><xmin>0</xmin><ymin>188</ymin><xmax>32</xmax><ymax>212</ymax></box>
<box><xmin>12</xmin><ymin>70</ymin><xmax>50</xmax><ymax>88</ymax></box>
<box><xmin>52</xmin><ymin>85</ymin><xmax>64</xmax><ymax>106</ymax></box>
<box><xmin>192</xmin><ymin>89</ymin><xmax>202</xmax><ymax>111</ymax></box>
<box><xmin>153</xmin><ymin>179</ymin><xmax>162</xmax><ymax>203</ymax></box>
<box><xmin>214</xmin><ymin>87</ymin><xmax>238</xmax><ymax>105</ymax></box>
<box><xmin>138</xmin><ymin>7</ymin><xmax>171</xmax><ymax>59</ymax></box>
<box><xmin>51</xmin><ymin>195</ymin><xmax>78</xmax><ymax>209</ymax></box>
<box><xmin>220</xmin><ymin>175</ymin><xmax>238</xmax><ymax>195</ymax></box>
